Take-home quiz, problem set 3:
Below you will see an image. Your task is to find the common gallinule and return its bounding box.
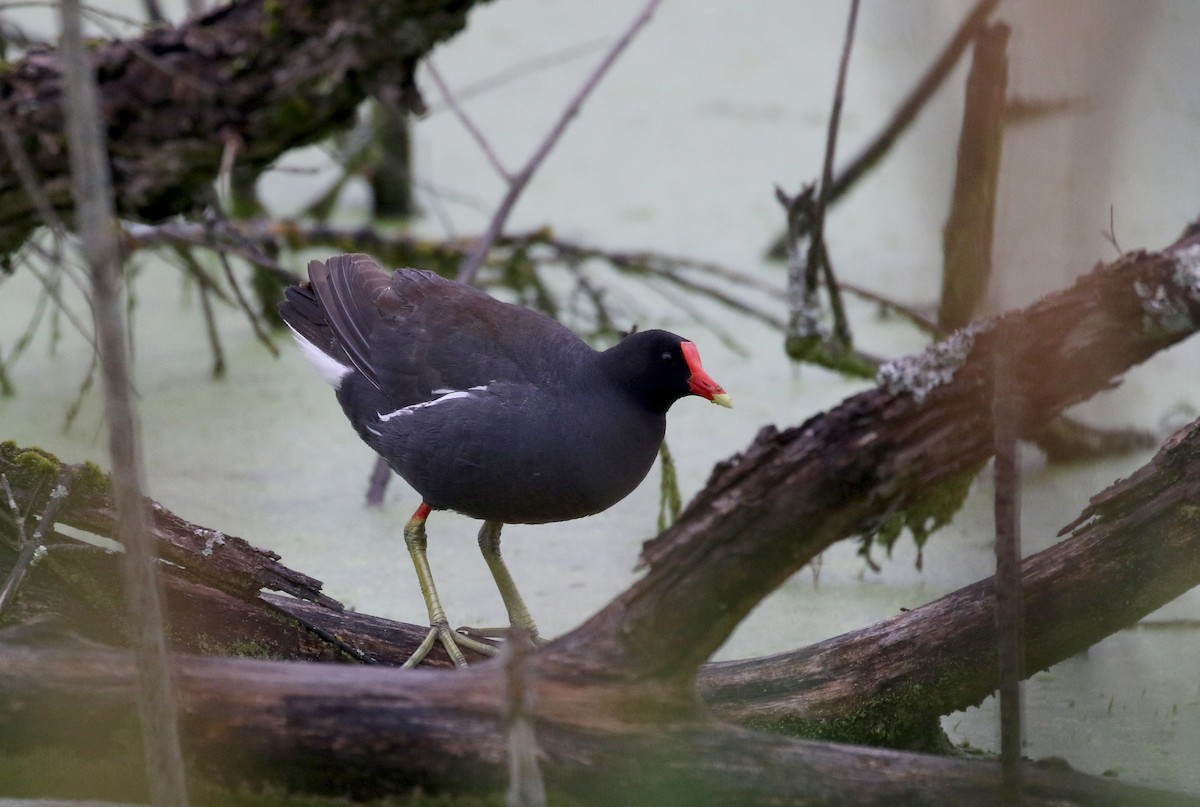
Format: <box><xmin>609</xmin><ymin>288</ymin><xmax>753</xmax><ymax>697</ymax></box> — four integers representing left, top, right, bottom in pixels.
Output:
<box><xmin>279</xmin><ymin>253</ymin><xmax>731</xmax><ymax>667</ymax></box>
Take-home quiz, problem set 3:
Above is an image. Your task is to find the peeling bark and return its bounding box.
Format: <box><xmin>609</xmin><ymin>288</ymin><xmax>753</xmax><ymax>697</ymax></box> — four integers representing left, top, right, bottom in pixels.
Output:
<box><xmin>0</xmin><ymin>0</ymin><xmax>482</xmax><ymax>257</ymax></box>
<box><xmin>3</xmin><ymin>645</ymin><xmax>1200</xmax><ymax>807</ymax></box>
<box><xmin>3</xmin><ymin>241</ymin><xmax>1200</xmax><ymax>803</ymax></box>
<box><xmin>548</xmin><ymin>243</ymin><xmax>1200</xmax><ymax>681</ymax></box>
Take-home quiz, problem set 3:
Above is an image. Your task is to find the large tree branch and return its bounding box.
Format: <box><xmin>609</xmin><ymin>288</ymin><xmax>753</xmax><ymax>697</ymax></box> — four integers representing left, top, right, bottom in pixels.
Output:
<box><xmin>0</xmin><ymin>0</ymin><xmax>482</xmax><ymax>257</ymax></box>
<box><xmin>4</xmin><ymin>243</ymin><xmax>1200</xmax><ymax>723</ymax></box>
<box><xmin>698</xmin><ymin>412</ymin><xmax>1200</xmax><ymax>744</ymax></box>
<box><xmin>2</xmin><ymin>645</ymin><xmax>1199</xmax><ymax>807</ymax></box>
<box><xmin>4</xmin><ymin>245</ymin><xmax>1200</xmax><ymax>800</ymax></box>
<box><xmin>10</xmin><ymin>408</ymin><xmax>1199</xmax><ymax>754</ymax></box>
<box><xmin>547</xmin><ymin>240</ymin><xmax>1200</xmax><ymax>681</ymax></box>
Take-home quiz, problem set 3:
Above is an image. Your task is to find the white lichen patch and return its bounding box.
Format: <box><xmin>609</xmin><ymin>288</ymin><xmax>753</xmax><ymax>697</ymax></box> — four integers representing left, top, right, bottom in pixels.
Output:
<box><xmin>877</xmin><ymin>320</ymin><xmax>991</xmax><ymax>404</ymax></box>
<box><xmin>1135</xmin><ymin>280</ymin><xmax>1192</xmax><ymax>335</ymax></box>
<box><xmin>201</xmin><ymin>529</ymin><xmax>226</xmax><ymax>557</ymax></box>
<box><xmin>789</xmin><ymin>297</ymin><xmax>828</xmax><ymax>340</ymax></box>
<box><xmin>1172</xmin><ymin>243</ymin><xmax>1200</xmax><ymax>300</ymax></box>
<box><xmin>1136</xmin><ymin>244</ymin><xmax>1200</xmax><ymax>335</ymax></box>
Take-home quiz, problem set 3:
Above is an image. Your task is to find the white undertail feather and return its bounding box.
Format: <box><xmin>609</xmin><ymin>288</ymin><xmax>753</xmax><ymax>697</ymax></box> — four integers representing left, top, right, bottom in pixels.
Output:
<box><xmin>286</xmin><ymin>324</ymin><xmax>353</xmax><ymax>389</ymax></box>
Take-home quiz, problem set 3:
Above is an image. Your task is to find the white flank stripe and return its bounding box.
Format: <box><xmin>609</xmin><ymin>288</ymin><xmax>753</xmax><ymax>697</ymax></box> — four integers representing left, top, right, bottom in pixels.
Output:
<box><xmin>378</xmin><ymin>387</ymin><xmax>484</xmax><ymax>422</ymax></box>
<box><xmin>287</xmin><ymin>325</ymin><xmax>352</xmax><ymax>389</ymax></box>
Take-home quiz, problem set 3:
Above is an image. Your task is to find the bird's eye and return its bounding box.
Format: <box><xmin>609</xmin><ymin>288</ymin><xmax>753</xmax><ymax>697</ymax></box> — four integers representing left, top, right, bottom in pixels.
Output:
<box><xmin>661</xmin><ymin>351</ymin><xmax>675</xmax><ymax>363</ymax></box>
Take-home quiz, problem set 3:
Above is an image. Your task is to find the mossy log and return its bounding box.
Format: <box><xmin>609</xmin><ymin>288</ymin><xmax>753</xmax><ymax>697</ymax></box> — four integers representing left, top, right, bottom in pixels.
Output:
<box><xmin>4</xmin><ymin>644</ymin><xmax>1200</xmax><ymax>807</ymax></box>
<box><xmin>0</xmin><ymin>0</ymin><xmax>482</xmax><ymax>258</ymax></box>
<box><xmin>3</xmin><ymin>241</ymin><xmax>1200</xmax><ymax>804</ymax></box>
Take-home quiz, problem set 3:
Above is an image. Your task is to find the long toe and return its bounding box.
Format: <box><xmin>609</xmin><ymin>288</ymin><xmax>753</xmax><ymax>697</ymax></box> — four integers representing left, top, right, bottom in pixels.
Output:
<box><xmin>402</xmin><ymin>621</ymin><xmax>499</xmax><ymax>669</ymax></box>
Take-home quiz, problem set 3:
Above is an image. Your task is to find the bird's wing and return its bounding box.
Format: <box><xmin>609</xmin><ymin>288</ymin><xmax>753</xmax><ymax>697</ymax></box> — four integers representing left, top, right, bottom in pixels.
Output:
<box><xmin>313</xmin><ymin>254</ymin><xmax>582</xmax><ymax>405</ymax></box>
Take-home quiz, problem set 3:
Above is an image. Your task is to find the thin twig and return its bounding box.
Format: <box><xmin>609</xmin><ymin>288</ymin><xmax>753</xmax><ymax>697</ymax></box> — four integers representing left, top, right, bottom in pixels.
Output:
<box><xmin>61</xmin><ymin>348</ymin><xmax>98</xmax><ymax>432</ymax></box>
<box><xmin>213</xmin><ymin>237</ymin><xmax>280</xmax><ymax>358</ymax></box>
<box><xmin>829</xmin><ymin>0</ymin><xmax>999</xmax><ymax>203</ymax></box>
<box><xmin>766</xmin><ymin>0</ymin><xmax>1001</xmax><ymax>257</ymax></box>
<box><xmin>173</xmin><ymin>246</ymin><xmax>227</xmax><ymax>378</ymax></box>
<box><xmin>781</xmin><ymin>0</ymin><xmax>860</xmax><ymax>366</ymax></box>
<box><xmin>805</xmin><ymin>0</ymin><xmax>860</xmax><ymax>347</ymax></box>
<box><xmin>992</xmin><ymin>322</ymin><xmax>1025</xmax><ymax>804</ymax></box>
<box><xmin>365</xmin><ymin>455</ymin><xmax>392</xmax><ymax>508</ymax></box>
<box><xmin>0</xmin><ymin>272</ymin><xmax>52</xmax><ymax>395</ymax></box>
<box><xmin>216</xmin><ymin>128</ymin><xmax>242</xmax><ymax>210</ymax></box>
<box><xmin>141</xmin><ymin>0</ymin><xmax>164</xmax><ymax>25</ymax></box>
<box><xmin>427</xmin><ymin>59</ymin><xmax>512</xmax><ymax>181</ymax></box>
<box><xmin>21</xmin><ymin>252</ymin><xmax>99</xmax><ymax>352</ymax></box>
<box><xmin>457</xmin><ymin>0</ymin><xmax>664</xmax><ymax>285</ymax></box>
<box><xmin>0</xmin><ymin>469</ymin><xmax>75</xmax><ymax>618</ymax></box>
<box><xmin>59</xmin><ymin>2</ymin><xmax>190</xmax><ymax>804</ymax></box>
<box><xmin>425</xmin><ymin>38</ymin><xmax>611</xmax><ymax>113</ymax></box>
<box><xmin>122</xmin><ymin>220</ymin><xmax>301</xmax><ymax>285</ymax></box>
<box><xmin>0</xmin><ymin>125</ymin><xmax>68</xmax><ymax>232</ymax></box>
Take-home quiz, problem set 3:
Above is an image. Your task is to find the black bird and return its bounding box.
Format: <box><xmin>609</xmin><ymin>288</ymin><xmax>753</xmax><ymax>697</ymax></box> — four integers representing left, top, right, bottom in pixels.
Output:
<box><xmin>279</xmin><ymin>253</ymin><xmax>731</xmax><ymax>666</ymax></box>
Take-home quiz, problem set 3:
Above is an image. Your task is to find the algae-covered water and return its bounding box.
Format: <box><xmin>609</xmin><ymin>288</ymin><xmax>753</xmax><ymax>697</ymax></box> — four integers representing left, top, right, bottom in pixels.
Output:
<box><xmin>2</xmin><ymin>0</ymin><xmax>1199</xmax><ymax>794</ymax></box>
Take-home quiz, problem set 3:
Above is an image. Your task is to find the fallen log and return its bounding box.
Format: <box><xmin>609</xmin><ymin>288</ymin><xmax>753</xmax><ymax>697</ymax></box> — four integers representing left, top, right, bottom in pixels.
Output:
<box><xmin>6</xmin><ymin>410</ymin><xmax>1200</xmax><ymax>755</ymax></box>
<box><xmin>549</xmin><ymin>240</ymin><xmax>1200</xmax><ymax>681</ymax></box>
<box><xmin>2</xmin><ymin>645</ymin><xmax>1199</xmax><ymax>807</ymax></box>
<box><xmin>2</xmin><ymin>240</ymin><xmax>1200</xmax><ymax>802</ymax></box>
<box><xmin>0</xmin><ymin>0</ymin><xmax>482</xmax><ymax>256</ymax></box>
<box><xmin>698</xmin><ymin>414</ymin><xmax>1200</xmax><ymax>745</ymax></box>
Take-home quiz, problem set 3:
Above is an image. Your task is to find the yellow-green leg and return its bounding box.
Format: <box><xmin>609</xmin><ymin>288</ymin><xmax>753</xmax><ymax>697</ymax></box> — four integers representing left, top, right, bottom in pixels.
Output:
<box><xmin>401</xmin><ymin>504</ymin><xmax>497</xmax><ymax>669</ymax></box>
<box><xmin>477</xmin><ymin>520</ymin><xmax>540</xmax><ymax>640</ymax></box>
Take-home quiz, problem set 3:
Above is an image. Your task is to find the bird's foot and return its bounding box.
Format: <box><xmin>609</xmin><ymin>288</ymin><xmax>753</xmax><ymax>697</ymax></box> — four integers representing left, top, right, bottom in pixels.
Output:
<box><xmin>457</xmin><ymin>626</ymin><xmax>546</xmax><ymax>646</ymax></box>
<box><xmin>402</xmin><ymin>620</ymin><xmax>499</xmax><ymax>669</ymax></box>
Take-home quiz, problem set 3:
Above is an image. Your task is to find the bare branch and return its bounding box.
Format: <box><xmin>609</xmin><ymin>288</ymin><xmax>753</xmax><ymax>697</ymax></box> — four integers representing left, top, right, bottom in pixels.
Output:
<box><xmin>59</xmin><ymin>0</ymin><xmax>189</xmax><ymax>802</ymax></box>
<box><xmin>456</xmin><ymin>0</ymin><xmax>664</xmax><ymax>285</ymax></box>
<box><xmin>427</xmin><ymin>59</ymin><xmax>512</xmax><ymax>181</ymax></box>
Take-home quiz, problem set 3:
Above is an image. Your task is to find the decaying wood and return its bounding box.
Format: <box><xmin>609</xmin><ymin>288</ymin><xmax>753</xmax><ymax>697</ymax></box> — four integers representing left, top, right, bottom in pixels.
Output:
<box><xmin>699</xmin><ymin>413</ymin><xmax>1200</xmax><ymax>744</ymax></box>
<box><xmin>3</xmin><ymin>239</ymin><xmax>1200</xmax><ymax>803</ymax></box>
<box><xmin>548</xmin><ymin>241</ymin><xmax>1200</xmax><ymax>681</ymax></box>
<box><xmin>938</xmin><ymin>21</ymin><xmax>1008</xmax><ymax>331</ymax></box>
<box><xmin>8</xmin><ymin>405</ymin><xmax>1200</xmax><ymax>752</ymax></box>
<box><xmin>2</xmin><ymin>645</ymin><xmax>1200</xmax><ymax>807</ymax></box>
<box><xmin>0</xmin><ymin>0</ymin><xmax>481</xmax><ymax>256</ymax></box>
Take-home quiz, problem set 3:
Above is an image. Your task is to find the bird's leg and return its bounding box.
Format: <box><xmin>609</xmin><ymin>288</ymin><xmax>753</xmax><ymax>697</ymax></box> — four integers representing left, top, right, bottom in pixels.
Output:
<box><xmin>401</xmin><ymin>503</ymin><xmax>497</xmax><ymax>668</ymax></box>
<box><xmin>477</xmin><ymin>520</ymin><xmax>541</xmax><ymax>642</ymax></box>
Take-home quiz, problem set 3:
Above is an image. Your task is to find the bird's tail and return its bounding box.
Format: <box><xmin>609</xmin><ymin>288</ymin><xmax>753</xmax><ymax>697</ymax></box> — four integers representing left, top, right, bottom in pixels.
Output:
<box><xmin>278</xmin><ymin>260</ymin><xmax>355</xmax><ymax>387</ymax></box>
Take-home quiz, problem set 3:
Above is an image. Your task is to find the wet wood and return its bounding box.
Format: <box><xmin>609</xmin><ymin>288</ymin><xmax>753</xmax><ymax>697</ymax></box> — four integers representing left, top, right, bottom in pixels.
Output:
<box><xmin>2</xmin><ymin>645</ymin><xmax>1200</xmax><ymax>807</ymax></box>
<box><xmin>700</xmin><ymin>414</ymin><xmax>1200</xmax><ymax>744</ymax></box>
<box><xmin>550</xmin><ymin>243</ymin><xmax>1200</xmax><ymax>680</ymax></box>
<box><xmin>4</xmin><ymin>241</ymin><xmax>1200</xmax><ymax>803</ymax></box>
<box><xmin>0</xmin><ymin>0</ymin><xmax>479</xmax><ymax>255</ymax></box>
<box><xmin>938</xmin><ymin>22</ymin><xmax>1009</xmax><ymax>331</ymax></box>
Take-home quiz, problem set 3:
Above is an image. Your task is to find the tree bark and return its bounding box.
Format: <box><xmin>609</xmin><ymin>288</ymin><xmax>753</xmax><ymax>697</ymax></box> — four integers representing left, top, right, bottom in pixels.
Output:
<box><xmin>4</xmin><ymin>241</ymin><xmax>1200</xmax><ymax>802</ymax></box>
<box><xmin>2</xmin><ymin>645</ymin><xmax>1199</xmax><ymax>807</ymax></box>
<box><xmin>698</xmin><ymin>413</ymin><xmax>1200</xmax><ymax>745</ymax></box>
<box><xmin>7</xmin><ymin>404</ymin><xmax>1200</xmax><ymax>749</ymax></box>
<box><xmin>548</xmin><ymin>241</ymin><xmax>1200</xmax><ymax>682</ymax></box>
<box><xmin>0</xmin><ymin>0</ymin><xmax>481</xmax><ymax>257</ymax></box>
